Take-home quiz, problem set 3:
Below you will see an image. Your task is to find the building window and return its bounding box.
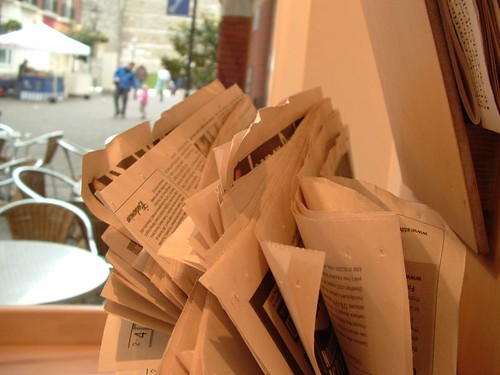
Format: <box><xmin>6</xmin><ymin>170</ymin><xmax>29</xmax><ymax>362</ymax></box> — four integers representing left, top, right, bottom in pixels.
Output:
<box><xmin>62</xmin><ymin>0</ymin><xmax>74</xmax><ymax>18</ymax></box>
<box><xmin>44</xmin><ymin>0</ymin><xmax>57</xmax><ymax>13</ymax></box>
<box><xmin>0</xmin><ymin>49</ymin><xmax>12</xmax><ymax>65</ymax></box>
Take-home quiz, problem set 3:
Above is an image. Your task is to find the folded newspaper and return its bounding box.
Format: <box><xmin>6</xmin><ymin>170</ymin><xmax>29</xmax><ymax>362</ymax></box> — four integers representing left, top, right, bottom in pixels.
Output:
<box><xmin>81</xmin><ymin>80</ymin><xmax>467</xmax><ymax>374</ymax></box>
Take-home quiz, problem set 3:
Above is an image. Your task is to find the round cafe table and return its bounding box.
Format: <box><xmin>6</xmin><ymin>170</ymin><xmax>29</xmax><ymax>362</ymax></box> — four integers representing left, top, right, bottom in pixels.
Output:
<box><xmin>0</xmin><ymin>240</ymin><xmax>110</xmax><ymax>305</ymax></box>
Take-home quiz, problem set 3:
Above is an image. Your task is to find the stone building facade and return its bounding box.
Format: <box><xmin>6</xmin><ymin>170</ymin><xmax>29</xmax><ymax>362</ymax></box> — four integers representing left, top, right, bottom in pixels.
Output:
<box><xmin>80</xmin><ymin>0</ymin><xmax>220</xmax><ymax>90</ymax></box>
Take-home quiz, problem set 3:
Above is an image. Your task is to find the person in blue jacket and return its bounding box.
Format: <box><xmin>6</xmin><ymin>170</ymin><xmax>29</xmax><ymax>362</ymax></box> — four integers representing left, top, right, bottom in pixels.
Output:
<box><xmin>113</xmin><ymin>62</ymin><xmax>138</xmax><ymax>118</ymax></box>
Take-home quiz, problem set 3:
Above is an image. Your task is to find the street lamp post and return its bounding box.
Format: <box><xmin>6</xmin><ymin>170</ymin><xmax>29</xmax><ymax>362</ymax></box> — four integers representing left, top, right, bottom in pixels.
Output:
<box><xmin>184</xmin><ymin>0</ymin><xmax>198</xmax><ymax>98</ymax></box>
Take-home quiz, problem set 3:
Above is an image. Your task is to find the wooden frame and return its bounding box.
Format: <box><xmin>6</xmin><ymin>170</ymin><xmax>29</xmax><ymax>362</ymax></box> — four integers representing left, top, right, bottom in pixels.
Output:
<box><xmin>0</xmin><ymin>305</ymin><xmax>109</xmax><ymax>374</ymax></box>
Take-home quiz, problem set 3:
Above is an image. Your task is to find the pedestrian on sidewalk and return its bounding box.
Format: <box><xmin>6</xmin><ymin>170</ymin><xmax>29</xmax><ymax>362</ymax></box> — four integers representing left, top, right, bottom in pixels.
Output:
<box><xmin>113</xmin><ymin>62</ymin><xmax>137</xmax><ymax>118</ymax></box>
<box><xmin>135</xmin><ymin>65</ymin><xmax>147</xmax><ymax>87</ymax></box>
<box><xmin>134</xmin><ymin>65</ymin><xmax>147</xmax><ymax>99</ymax></box>
<box><xmin>138</xmin><ymin>84</ymin><xmax>149</xmax><ymax>120</ymax></box>
<box><xmin>155</xmin><ymin>64</ymin><xmax>171</xmax><ymax>102</ymax></box>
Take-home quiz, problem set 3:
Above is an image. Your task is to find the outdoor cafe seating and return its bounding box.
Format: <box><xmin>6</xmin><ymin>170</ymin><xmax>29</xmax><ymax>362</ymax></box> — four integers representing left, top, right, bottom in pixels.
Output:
<box><xmin>0</xmin><ymin>197</ymin><xmax>109</xmax><ymax>306</ymax></box>
<box><xmin>0</xmin><ymin>124</ymin><xmax>109</xmax><ymax>306</ymax></box>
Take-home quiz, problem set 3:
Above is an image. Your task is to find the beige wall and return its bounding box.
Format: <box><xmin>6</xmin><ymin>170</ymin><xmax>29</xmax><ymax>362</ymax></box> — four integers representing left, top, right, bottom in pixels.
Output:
<box><xmin>268</xmin><ymin>0</ymin><xmax>401</xmax><ymax>193</ymax></box>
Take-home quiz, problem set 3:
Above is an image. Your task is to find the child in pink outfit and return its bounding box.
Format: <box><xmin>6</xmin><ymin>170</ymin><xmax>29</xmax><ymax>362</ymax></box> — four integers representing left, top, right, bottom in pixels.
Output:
<box><xmin>138</xmin><ymin>84</ymin><xmax>149</xmax><ymax>119</ymax></box>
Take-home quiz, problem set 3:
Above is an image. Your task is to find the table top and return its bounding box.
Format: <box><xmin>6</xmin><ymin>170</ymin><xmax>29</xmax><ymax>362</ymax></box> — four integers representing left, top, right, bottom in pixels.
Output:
<box><xmin>0</xmin><ymin>240</ymin><xmax>110</xmax><ymax>305</ymax></box>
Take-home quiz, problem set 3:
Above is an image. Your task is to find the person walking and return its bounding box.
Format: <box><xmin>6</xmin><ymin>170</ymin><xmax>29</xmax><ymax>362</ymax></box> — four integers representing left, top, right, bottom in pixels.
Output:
<box><xmin>135</xmin><ymin>65</ymin><xmax>147</xmax><ymax>87</ymax></box>
<box><xmin>134</xmin><ymin>65</ymin><xmax>147</xmax><ymax>99</ymax></box>
<box><xmin>138</xmin><ymin>84</ymin><xmax>149</xmax><ymax>120</ymax></box>
<box><xmin>155</xmin><ymin>65</ymin><xmax>171</xmax><ymax>102</ymax></box>
<box><xmin>113</xmin><ymin>62</ymin><xmax>137</xmax><ymax>118</ymax></box>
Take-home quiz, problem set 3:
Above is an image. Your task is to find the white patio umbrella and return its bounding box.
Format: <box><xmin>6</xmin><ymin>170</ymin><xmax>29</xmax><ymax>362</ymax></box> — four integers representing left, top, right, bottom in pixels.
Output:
<box><xmin>0</xmin><ymin>23</ymin><xmax>90</xmax><ymax>56</ymax></box>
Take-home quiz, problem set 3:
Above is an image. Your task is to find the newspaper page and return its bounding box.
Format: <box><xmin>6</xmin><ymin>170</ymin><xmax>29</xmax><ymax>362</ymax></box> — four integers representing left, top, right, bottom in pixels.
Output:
<box><xmin>214</xmin><ymin>88</ymin><xmax>325</xmax><ymax>226</ymax></box>
<box><xmin>93</xmin><ymin>85</ymin><xmax>347</xmax><ymax>374</ymax></box>
<box><xmin>197</xmin><ymin>93</ymin><xmax>258</xmax><ymax>189</ymax></box>
<box><xmin>257</xmin><ymin>216</ymin><xmax>349</xmax><ymax>375</ymax></box>
<box><xmin>160</xmin><ymin>251</ymin><xmax>202</xmax><ymax>296</ymax></box>
<box><xmin>199</xmin><ymin>131</ymin><xmax>313</xmax><ymax>374</ymax></box>
<box><xmin>312</xmin><ymin>176</ymin><xmax>467</xmax><ymax>374</ymax></box>
<box><xmin>102</xmin><ymin>227</ymin><xmax>183</xmax><ymax>317</ymax></box>
<box><xmin>81</xmin><ymin>80</ymin><xmax>226</xmax><ymax>232</ymax></box>
<box><xmin>318</xmin><ymin>126</ymin><xmax>352</xmax><ymax>181</ymax></box>
<box><xmin>199</xmin><ymin>91</ymin><xmax>330</xmax><ymax>374</ymax></box>
<box><xmin>132</xmin><ymin>251</ymin><xmax>187</xmax><ymax>309</ymax></box>
<box><xmin>105</xmin><ymin>255</ymin><xmax>180</xmax><ymax>320</ymax></box>
<box><xmin>184</xmin><ymin>176</ymin><xmax>225</xmax><ymax>250</ymax></box>
<box><xmin>161</xmin><ymin>283</ymin><xmax>263</xmax><ymax>374</ymax></box>
<box><xmin>255</xmin><ymin>184</ymin><xmax>349</xmax><ymax>373</ymax></box>
<box><xmin>98</xmin><ymin>314</ymin><xmax>170</xmax><ymax>373</ymax></box>
<box><xmin>190</xmin><ymin>291</ymin><xmax>264</xmax><ymax>374</ymax></box>
<box><xmin>202</xmin><ymin>141</ymin><xmax>314</xmax><ymax>373</ymax></box>
<box><xmin>258</xmin><ymin>239</ymin><xmax>349</xmax><ymax>375</ymax></box>
<box><xmin>101</xmin><ymin>273</ymin><xmax>177</xmax><ymax>325</ymax></box>
<box><xmin>96</xmin><ymin>84</ymin><xmax>246</xmax><ymax>255</ymax></box>
<box><xmin>157</xmin><ymin>216</ymin><xmax>208</xmax><ymax>272</ymax></box>
<box><xmin>293</xmin><ymin>188</ymin><xmax>413</xmax><ymax>374</ymax></box>
<box><xmin>220</xmin><ymin>87</ymin><xmax>323</xmax><ymax>191</ymax></box>
<box><xmin>103</xmin><ymin>299</ymin><xmax>174</xmax><ymax>336</ymax></box>
<box><xmin>200</xmin><ymin>220</ymin><xmax>315</xmax><ymax>374</ymax></box>
<box><xmin>158</xmin><ymin>87</ymin><xmax>323</xmax><ymax>271</ymax></box>
<box><xmin>212</xmin><ymin>90</ymin><xmax>328</xmax><ymax>247</ymax></box>
<box><xmin>94</xmin><ymin>86</ymin><xmax>247</xmax><ymax>358</ymax></box>
<box><xmin>167</xmin><ymin>96</ymin><xmax>257</xmax><ymax>267</ymax></box>
<box><xmin>217</xmin><ymin>152</ymin><xmax>272</xmax><ymax>233</ymax></box>
<box><xmin>441</xmin><ymin>0</ymin><xmax>500</xmax><ymax>132</ymax></box>
<box><xmin>295</xmin><ymin>175</ymin><xmax>467</xmax><ymax>374</ymax></box>
<box><xmin>81</xmin><ymin>122</ymin><xmax>153</xmax><ymax>237</ymax></box>
<box><xmin>160</xmin><ymin>283</ymin><xmax>208</xmax><ymax>374</ymax></box>
<box><xmin>253</xmin><ymin>101</ymin><xmax>352</xmax><ymax>374</ymax></box>
<box><xmin>152</xmin><ymin>79</ymin><xmax>226</xmax><ymax>137</ymax></box>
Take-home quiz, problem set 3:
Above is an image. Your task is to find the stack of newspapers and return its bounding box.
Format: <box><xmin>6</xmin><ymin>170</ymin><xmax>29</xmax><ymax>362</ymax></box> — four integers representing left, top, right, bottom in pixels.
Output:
<box><xmin>82</xmin><ymin>80</ymin><xmax>467</xmax><ymax>374</ymax></box>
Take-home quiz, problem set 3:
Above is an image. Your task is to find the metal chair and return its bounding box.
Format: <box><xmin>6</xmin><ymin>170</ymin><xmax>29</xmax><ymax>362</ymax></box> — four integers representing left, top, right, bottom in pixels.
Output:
<box><xmin>13</xmin><ymin>165</ymin><xmax>81</xmax><ymax>202</ymax></box>
<box><xmin>57</xmin><ymin>138</ymin><xmax>92</xmax><ymax>181</ymax></box>
<box><xmin>0</xmin><ymin>197</ymin><xmax>99</xmax><ymax>256</ymax></box>
<box><xmin>12</xmin><ymin>130</ymin><xmax>64</xmax><ymax>168</ymax></box>
<box><xmin>0</xmin><ymin>123</ymin><xmax>19</xmax><ymax>136</ymax></box>
<box><xmin>13</xmin><ymin>165</ymin><xmax>109</xmax><ymax>256</ymax></box>
<box><xmin>0</xmin><ymin>123</ymin><xmax>26</xmax><ymax>163</ymax></box>
<box><xmin>0</xmin><ymin>157</ymin><xmax>37</xmax><ymax>203</ymax></box>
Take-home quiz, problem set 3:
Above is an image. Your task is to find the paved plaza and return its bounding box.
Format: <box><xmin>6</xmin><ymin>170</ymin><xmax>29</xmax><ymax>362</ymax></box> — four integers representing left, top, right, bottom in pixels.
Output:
<box><xmin>0</xmin><ymin>91</ymin><xmax>182</xmax><ymax>173</ymax></box>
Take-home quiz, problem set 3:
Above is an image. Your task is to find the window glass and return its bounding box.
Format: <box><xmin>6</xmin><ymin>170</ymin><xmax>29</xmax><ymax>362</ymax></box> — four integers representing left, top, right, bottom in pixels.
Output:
<box><xmin>0</xmin><ymin>49</ymin><xmax>12</xmax><ymax>65</ymax></box>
